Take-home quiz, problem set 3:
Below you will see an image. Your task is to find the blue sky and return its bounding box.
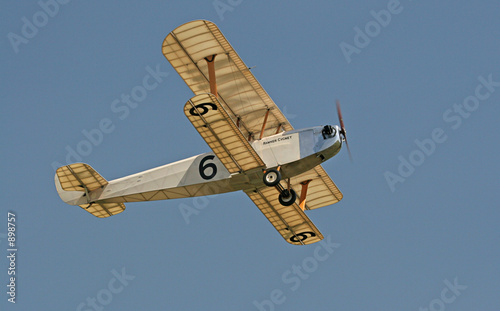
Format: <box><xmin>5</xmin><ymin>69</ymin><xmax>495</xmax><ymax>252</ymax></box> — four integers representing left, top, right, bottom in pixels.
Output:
<box><xmin>1</xmin><ymin>1</ymin><xmax>499</xmax><ymax>310</ymax></box>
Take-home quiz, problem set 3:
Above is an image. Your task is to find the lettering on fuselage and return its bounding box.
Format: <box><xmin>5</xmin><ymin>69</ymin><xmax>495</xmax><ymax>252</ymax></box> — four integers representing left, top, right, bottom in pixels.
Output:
<box><xmin>262</xmin><ymin>135</ymin><xmax>292</xmax><ymax>145</ymax></box>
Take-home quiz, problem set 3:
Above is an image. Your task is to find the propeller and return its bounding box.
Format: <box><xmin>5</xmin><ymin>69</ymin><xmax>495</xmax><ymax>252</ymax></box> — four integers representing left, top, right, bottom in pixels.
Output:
<box><xmin>336</xmin><ymin>100</ymin><xmax>353</xmax><ymax>161</ymax></box>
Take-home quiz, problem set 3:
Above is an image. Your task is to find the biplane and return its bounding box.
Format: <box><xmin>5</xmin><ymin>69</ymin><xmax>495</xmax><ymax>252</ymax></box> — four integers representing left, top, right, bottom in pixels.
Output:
<box><xmin>55</xmin><ymin>20</ymin><xmax>351</xmax><ymax>245</ymax></box>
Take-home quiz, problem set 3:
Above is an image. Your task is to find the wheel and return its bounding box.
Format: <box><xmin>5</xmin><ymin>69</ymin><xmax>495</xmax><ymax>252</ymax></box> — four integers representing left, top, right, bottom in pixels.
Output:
<box><xmin>279</xmin><ymin>189</ymin><xmax>297</xmax><ymax>206</ymax></box>
<box><xmin>263</xmin><ymin>169</ymin><xmax>281</xmax><ymax>187</ymax></box>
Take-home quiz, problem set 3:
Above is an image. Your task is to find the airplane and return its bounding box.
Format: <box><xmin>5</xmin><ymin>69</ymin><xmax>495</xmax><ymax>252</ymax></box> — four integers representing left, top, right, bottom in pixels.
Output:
<box><xmin>55</xmin><ymin>20</ymin><xmax>351</xmax><ymax>245</ymax></box>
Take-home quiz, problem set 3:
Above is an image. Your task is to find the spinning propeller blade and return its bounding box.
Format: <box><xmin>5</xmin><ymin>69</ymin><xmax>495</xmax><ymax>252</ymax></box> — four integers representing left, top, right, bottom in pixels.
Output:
<box><xmin>336</xmin><ymin>100</ymin><xmax>352</xmax><ymax>161</ymax></box>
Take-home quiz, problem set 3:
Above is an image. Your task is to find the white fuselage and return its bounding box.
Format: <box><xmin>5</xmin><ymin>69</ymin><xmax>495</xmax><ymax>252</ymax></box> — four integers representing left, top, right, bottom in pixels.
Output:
<box><xmin>58</xmin><ymin>125</ymin><xmax>342</xmax><ymax>206</ymax></box>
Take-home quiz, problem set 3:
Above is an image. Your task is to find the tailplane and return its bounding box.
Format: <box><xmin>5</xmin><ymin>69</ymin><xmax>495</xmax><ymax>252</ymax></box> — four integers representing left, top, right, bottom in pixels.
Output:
<box><xmin>55</xmin><ymin>163</ymin><xmax>125</xmax><ymax>218</ymax></box>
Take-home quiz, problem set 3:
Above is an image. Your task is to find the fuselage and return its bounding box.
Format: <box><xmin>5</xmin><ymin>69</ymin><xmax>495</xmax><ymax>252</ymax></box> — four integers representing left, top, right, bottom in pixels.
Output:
<box><xmin>57</xmin><ymin>125</ymin><xmax>343</xmax><ymax>206</ymax></box>
<box><xmin>252</xmin><ymin>125</ymin><xmax>342</xmax><ymax>179</ymax></box>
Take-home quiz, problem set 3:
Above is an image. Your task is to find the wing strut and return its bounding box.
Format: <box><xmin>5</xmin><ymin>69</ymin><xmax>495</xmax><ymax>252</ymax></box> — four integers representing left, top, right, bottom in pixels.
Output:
<box><xmin>275</xmin><ymin>124</ymin><xmax>282</xmax><ymax>134</ymax></box>
<box><xmin>259</xmin><ymin>109</ymin><xmax>270</xmax><ymax>139</ymax></box>
<box><xmin>204</xmin><ymin>55</ymin><xmax>218</xmax><ymax>97</ymax></box>
<box><xmin>299</xmin><ymin>180</ymin><xmax>313</xmax><ymax>211</ymax></box>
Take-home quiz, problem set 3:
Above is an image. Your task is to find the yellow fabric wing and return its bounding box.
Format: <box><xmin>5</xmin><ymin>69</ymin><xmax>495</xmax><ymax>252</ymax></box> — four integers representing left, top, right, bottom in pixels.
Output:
<box><xmin>163</xmin><ymin>20</ymin><xmax>292</xmax><ymax>140</ymax></box>
<box><xmin>291</xmin><ymin>165</ymin><xmax>343</xmax><ymax>210</ymax></box>
<box><xmin>246</xmin><ymin>187</ymin><xmax>323</xmax><ymax>245</ymax></box>
<box><xmin>184</xmin><ymin>93</ymin><xmax>265</xmax><ymax>173</ymax></box>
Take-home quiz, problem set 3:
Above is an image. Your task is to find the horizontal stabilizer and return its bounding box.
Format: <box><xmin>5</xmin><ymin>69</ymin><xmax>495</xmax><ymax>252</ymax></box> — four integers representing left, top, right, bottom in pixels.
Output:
<box><xmin>56</xmin><ymin>163</ymin><xmax>108</xmax><ymax>192</ymax></box>
<box><xmin>55</xmin><ymin>163</ymin><xmax>126</xmax><ymax>218</ymax></box>
<box><xmin>82</xmin><ymin>202</ymin><xmax>126</xmax><ymax>218</ymax></box>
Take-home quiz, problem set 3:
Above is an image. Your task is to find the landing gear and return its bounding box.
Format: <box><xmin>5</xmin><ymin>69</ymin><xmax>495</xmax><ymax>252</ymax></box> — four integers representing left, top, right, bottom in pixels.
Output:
<box><xmin>278</xmin><ymin>189</ymin><xmax>297</xmax><ymax>206</ymax></box>
<box><xmin>263</xmin><ymin>168</ymin><xmax>298</xmax><ymax>206</ymax></box>
<box><xmin>263</xmin><ymin>168</ymin><xmax>281</xmax><ymax>187</ymax></box>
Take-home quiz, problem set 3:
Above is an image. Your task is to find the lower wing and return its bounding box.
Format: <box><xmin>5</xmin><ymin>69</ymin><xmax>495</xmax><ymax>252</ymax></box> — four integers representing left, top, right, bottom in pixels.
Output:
<box><xmin>245</xmin><ymin>187</ymin><xmax>323</xmax><ymax>245</ymax></box>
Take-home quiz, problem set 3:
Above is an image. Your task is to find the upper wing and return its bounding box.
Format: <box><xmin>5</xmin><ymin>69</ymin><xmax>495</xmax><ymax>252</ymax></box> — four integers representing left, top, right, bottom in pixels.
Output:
<box><xmin>163</xmin><ymin>20</ymin><xmax>292</xmax><ymax>140</ymax></box>
<box><xmin>290</xmin><ymin>165</ymin><xmax>343</xmax><ymax>210</ymax></box>
<box><xmin>246</xmin><ymin>187</ymin><xmax>323</xmax><ymax>245</ymax></box>
<box><xmin>184</xmin><ymin>93</ymin><xmax>265</xmax><ymax>174</ymax></box>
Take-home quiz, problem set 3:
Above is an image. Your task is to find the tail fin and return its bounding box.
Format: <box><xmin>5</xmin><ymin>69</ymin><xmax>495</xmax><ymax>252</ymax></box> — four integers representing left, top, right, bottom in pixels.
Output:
<box><xmin>55</xmin><ymin>163</ymin><xmax>125</xmax><ymax>218</ymax></box>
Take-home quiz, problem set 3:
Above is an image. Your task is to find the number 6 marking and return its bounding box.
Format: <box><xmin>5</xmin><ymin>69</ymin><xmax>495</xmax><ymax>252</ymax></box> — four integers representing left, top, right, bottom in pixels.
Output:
<box><xmin>199</xmin><ymin>155</ymin><xmax>217</xmax><ymax>180</ymax></box>
<box><xmin>290</xmin><ymin>231</ymin><xmax>316</xmax><ymax>243</ymax></box>
<box><xmin>189</xmin><ymin>103</ymin><xmax>217</xmax><ymax>116</ymax></box>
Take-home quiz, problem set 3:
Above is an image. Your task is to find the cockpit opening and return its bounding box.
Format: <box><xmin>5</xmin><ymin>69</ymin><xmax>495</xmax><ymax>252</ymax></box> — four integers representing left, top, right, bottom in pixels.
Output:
<box><xmin>321</xmin><ymin>125</ymin><xmax>336</xmax><ymax>139</ymax></box>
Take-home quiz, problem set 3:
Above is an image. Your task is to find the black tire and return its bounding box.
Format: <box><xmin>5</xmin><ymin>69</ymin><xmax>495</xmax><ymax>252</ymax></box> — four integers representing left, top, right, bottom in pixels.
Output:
<box><xmin>279</xmin><ymin>189</ymin><xmax>297</xmax><ymax>206</ymax></box>
<box><xmin>263</xmin><ymin>169</ymin><xmax>281</xmax><ymax>187</ymax></box>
